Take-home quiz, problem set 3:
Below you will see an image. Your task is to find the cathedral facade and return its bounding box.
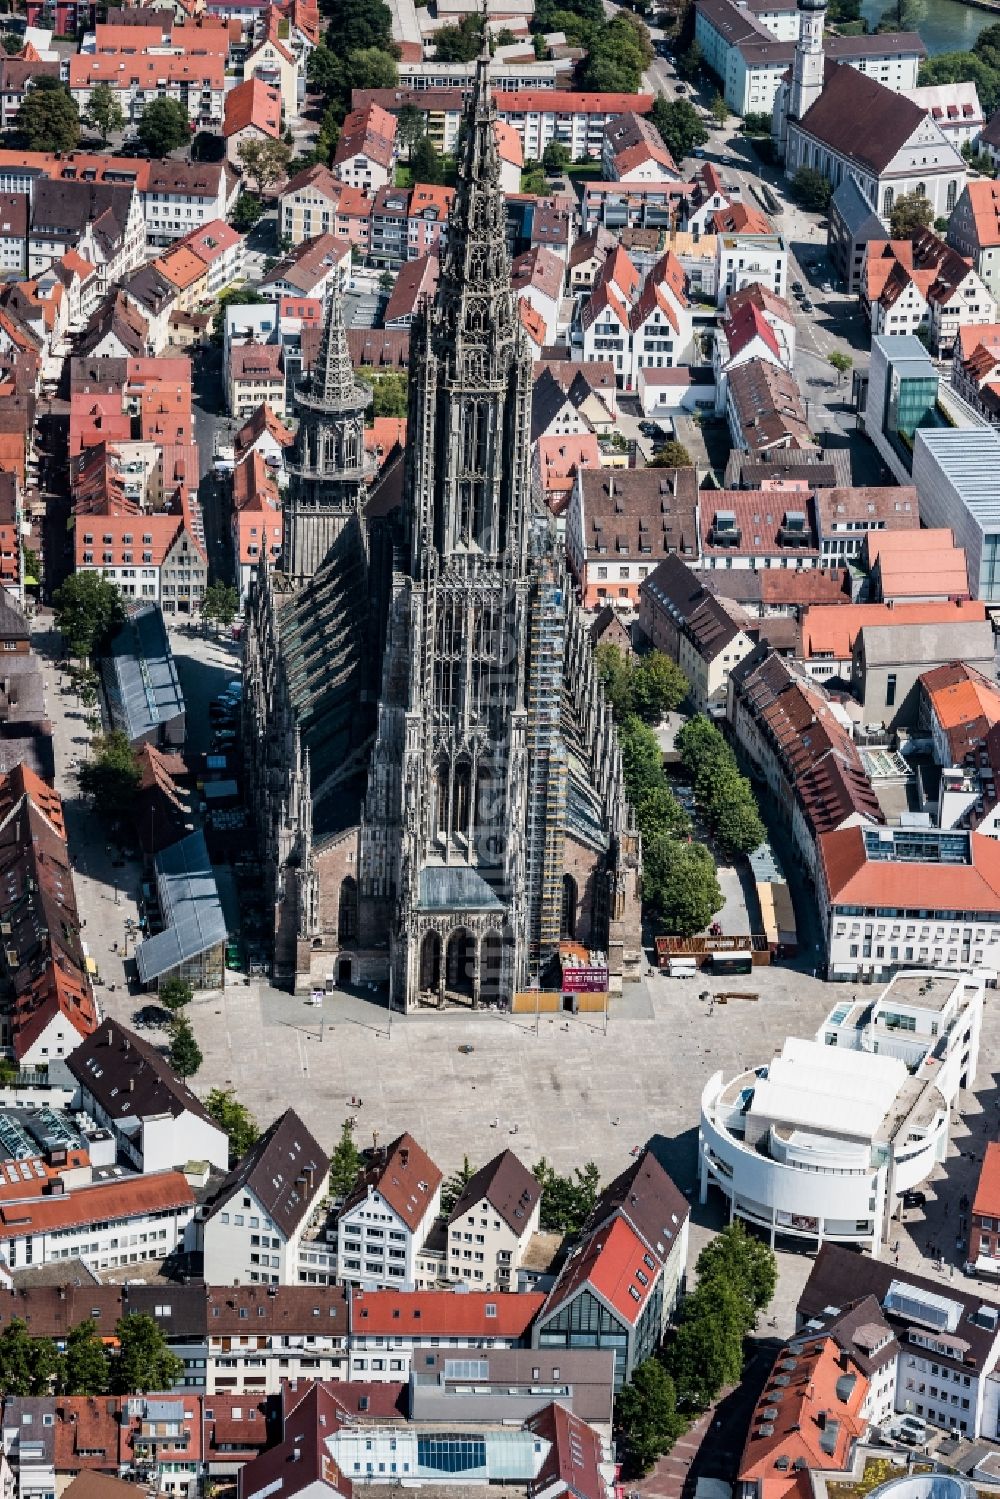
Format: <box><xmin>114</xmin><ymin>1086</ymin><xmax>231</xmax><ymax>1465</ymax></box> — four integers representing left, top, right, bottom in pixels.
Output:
<box><xmin>243</xmin><ymin>57</ymin><xmax>642</xmax><ymax>1009</ymax></box>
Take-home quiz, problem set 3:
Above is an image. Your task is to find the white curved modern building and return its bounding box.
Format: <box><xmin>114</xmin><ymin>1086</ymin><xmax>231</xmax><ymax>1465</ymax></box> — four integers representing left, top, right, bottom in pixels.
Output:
<box><xmin>699</xmin><ymin>969</ymin><xmax>983</xmax><ymax>1253</ymax></box>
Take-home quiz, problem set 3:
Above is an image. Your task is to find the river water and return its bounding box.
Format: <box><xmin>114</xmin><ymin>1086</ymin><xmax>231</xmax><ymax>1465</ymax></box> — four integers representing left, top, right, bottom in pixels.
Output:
<box><xmin>858</xmin><ymin>0</ymin><xmax>994</xmax><ymax>53</ymax></box>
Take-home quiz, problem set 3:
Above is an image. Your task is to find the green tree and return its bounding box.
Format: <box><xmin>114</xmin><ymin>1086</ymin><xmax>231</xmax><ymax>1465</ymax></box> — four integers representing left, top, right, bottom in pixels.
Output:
<box><xmin>360</xmin><ymin>368</ymin><xmax>407</xmax><ymax>417</ymax></box>
<box><xmin>85</xmin><ymin>81</ymin><xmax>125</xmax><ymax>145</ymax></box>
<box><xmin>410</xmin><ymin>133</ymin><xmax>443</xmax><ymax>184</ymax></box>
<box><xmin>441</xmin><ymin>1154</ymin><xmax>476</xmax><ymax>1213</ymax></box>
<box><xmin>826</xmin><ymin>0</ymin><xmax>861</xmax><ymax>19</ymax></box>
<box><xmin>695</xmin><ymin>1221</ymin><xmax>777</xmax><ymax>1325</ymax></box>
<box><xmin>0</xmin><ymin>1319</ymin><xmax>63</xmax><ymax>1396</ymax></box>
<box><xmin>307</xmin><ymin>40</ymin><xmax>341</xmax><ymax>95</ymax></box>
<box><xmin>433</xmin><ymin>16</ymin><xmax>483</xmax><ymax>61</ymax></box>
<box><xmin>650</xmin><ymin>96</ymin><xmax>707</xmax><ymax>161</ymax></box>
<box><xmin>828</xmin><ymin>350</ymin><xmax>853</xmax><ymax>384</ymax></box>
<box><xmin>113</xmin><ymin>1314</ymin><xmax>183</xmax><ymax>1395</ymax></box>
<box><xmin>138</xmin><ymin>96</ymin><xmax>190</xmax><ymax>157</ymax></box>
<box><xmin>709</xmin><ymin>775</ymin><xmax>766</xmax><ymax>857</ymax></box>
<box><xmin>532</xmin><ymin>1159</ymin><xmax>601</xmax><ymax>1233</ymax></box>
<box><xmin>53</xmin><ymin>570</ymin><xmax>124</xmax><ymax>660</ymax></box>
<box><xmin>643</xmin><ymin>834</ymin><xmax>722</xmax><ymax>934</ymax></box>
<box><xmin>168</xmin><ymin>1015</ymin><xmax>203</xmax><ymax>1079</ymax></box>
<box><xmin>709</xmin><ymin>90</ymin><xmax>728</xmax><ymax>126</ymax></box>
<box><xmin>159</xmin><ymin>976</ymin><xmax>194</xmax><ymax>1013</ymax></box>
<box><xmin>619</xmin><ymin>713</ymin><xmax>666</xmax><ymax>797</ymax></box>
<box><xmin>791</xmin><ymin>165</ymin><xmax>833</xmax><ymax>211</ymax></box>
<box><xmin>542</xmin><ymin>140</ymin><xmax>572</xmax><ymax>173</ymax></box>
<box><xmin>324</xmin><ymin>0</ymin><xmax>394</xmax><ymax>55</ymax></box>
<box><xmin>633</xmin><ymin>780</ymin><xmax>691</xmax><ymax>842</ymax></box>
<box><xmin>676</xmin><ymin>38</ymin><xmax>702</xmax><ymax>78</ymax></box>
<box><xmin>676</xmin><ymin>714</ymin><xmax>732</xmax><ymax>791</ymax></box>
<box><xmin>667</xmin><ymin>1277</ymin><xmax>746</xmax><ymax>1409</ymax></box>
<box><xmin>595</xmin><ymin>642</ymin><xmax>636</xmax><ymax>720</ymax></box>
<box><xmin>649</xmin><ymin>438</ymin><xmax>692</xmax><ymax>467</ymax></box>
<box><xmin>1</xmin><ymin>32</ymin><xmax>22</xmax><ymax>53</ymax></box>
<box><xmin>202</xmin><ymin>581</ymin><xmax>240</xmax><ymax>632</ymax></box>
<box><xmin>205</xmin><ymin>1089</ymin><xmax>260</xmax><ymax>1165</ymax></box>
<box><xmin>890</xmin><ymin>190</ymin><xmax>934</xmax><ymax>239</ymax></box>
<box><xmin>631</xmin><ymin>652</ymin><xmax>688</xmax><ymax>721</ymax></box>
<box><xmin>397</xmin><ymin>103</ymin><xmax>425</xmax><ymax>158</ymax></box>
<box><xmin>231</xmin><ymin>192</ymin><xmax>265</xmax><ymax>231</ymax></box>
<box><xmin>237</xmin><ymin>137</ymin><xmax>293</xmax><ymax>195</ymax></box>
<box><xmin>63</xmin><ymin>1319</ymin><xmax>110</xmax><ymax>1395</ymax></box>
<box><xmin>740</xmin><ymin>111</ymin><xmax>773</xmax><ymax>135</ymax></box>
<box><xmin>79</xmin><ymin>731</ymin><xmax>141</xmax><ymax>819</ymax></box>
<box><xmin>345</xmin><ymin>44</ymin><xmax>399</xmax><ymax>92</ymax></box>
<box><xmin>329</xmin><ymin>1118</ymin><xmax>363</xmax><ymax>1199</ymax></box>
<box><xmin>17</xmin><ymin>76</ymin><xmax>80</xmax><ymax>152</ymax></box>
<box><xmin>615</xmin><ymin>1358</ymin><xmax>684</xmax><ymax>1476</ymax></box>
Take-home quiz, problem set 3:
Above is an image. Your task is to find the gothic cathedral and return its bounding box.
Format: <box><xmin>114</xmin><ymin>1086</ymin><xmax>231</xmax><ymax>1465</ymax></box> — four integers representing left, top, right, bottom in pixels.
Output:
<box><xmin>243</xmin><ymin>55</ymin><xmax>642</xmax><ymax>1009</ymax></box>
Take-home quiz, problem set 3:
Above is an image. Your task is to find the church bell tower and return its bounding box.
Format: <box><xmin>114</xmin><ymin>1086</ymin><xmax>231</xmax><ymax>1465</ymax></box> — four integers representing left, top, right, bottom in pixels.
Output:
<box><xmin>789</xmin><ymin>0</ymin><xmax>827</xmax><ymax>122</ymax></box>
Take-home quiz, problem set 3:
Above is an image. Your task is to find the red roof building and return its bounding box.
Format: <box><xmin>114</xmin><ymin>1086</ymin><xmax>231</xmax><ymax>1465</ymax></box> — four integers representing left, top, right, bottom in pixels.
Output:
<box><xmin>971</xmin><ymin>1141</ymin><xmax>1000</xmax><ymax>1270</ymax></box>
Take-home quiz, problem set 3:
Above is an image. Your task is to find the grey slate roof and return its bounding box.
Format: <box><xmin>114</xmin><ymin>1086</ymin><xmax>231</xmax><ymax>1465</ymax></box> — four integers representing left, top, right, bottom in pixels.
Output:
<box><xmin>418</xmin><ymin>865</ymin><xmax>503</xmax><ymax>910</ymax></box>
<box><xmin>135</xmin><ymin>831</ymin><xmax>226</xmax><ymax>983</ymax></box>
<box><xmin>830</xmin><ymin>175</ymin><xmax>886</xmax><ymax>238</ymax></box>
<box><xmin>104</xmin><ymin>603</ymin><xmax>184</xmax><ymax>745</ymax></box>
<box><xmin>857</xmin><ymin>618</ymin><xmax>995</xmax><ymax>668</ymax></box>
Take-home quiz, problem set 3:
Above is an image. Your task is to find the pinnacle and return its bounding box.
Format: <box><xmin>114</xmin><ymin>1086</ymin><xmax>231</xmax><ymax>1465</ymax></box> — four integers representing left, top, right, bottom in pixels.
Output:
<box><xmin>315</xmin><ymin>277</ymin><xmax>368</xmax><ymax>411</ymax></box>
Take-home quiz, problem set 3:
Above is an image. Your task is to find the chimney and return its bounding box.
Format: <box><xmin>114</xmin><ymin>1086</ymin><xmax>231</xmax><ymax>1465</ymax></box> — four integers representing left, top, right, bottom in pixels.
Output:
<box><xmin>400</xmin><ymin>1148</ymin><xmax>409</xmax><ymax>1169</ymax></box>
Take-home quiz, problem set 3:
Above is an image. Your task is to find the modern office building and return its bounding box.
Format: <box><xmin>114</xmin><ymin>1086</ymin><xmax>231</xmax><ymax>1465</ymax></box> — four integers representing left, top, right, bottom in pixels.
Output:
<box><xmin>913</xmin><ymin>427</ymin><xmax>1000</xmax><ymax>603</ymax></box>
<box><xmin>699</xmin><ymin>969</ymin><xmax>984</xmax><ymax>1254</ymax></box>
<box><xmin>864</xmin><ymin>335</ymin><xmax>941</xmax><ymax>482</ymax></box>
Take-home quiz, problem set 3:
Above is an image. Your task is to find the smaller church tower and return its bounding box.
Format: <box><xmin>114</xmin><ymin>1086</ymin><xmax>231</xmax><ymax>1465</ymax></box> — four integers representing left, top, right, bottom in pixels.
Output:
<box><xmin>282</xmin><ymin>279</ymin><xmax>372</xmax><ymax>583</ymax></box>
<box><xmin>788</xmin><ymin>0</ymin><xmax>827</xmax><ymax>122</ymax></box>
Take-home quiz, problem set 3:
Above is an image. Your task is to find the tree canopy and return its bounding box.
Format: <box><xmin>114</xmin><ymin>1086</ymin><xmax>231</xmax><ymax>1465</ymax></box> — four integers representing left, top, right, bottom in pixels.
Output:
<box><xmin>168</xmin><ymin>1015</ymin><xmax>203</xmax><ymax>1080</ymax></box>
<box><xmin>441</xmin><ymin>1155</ymin><xmax>476</xmax><ymax>1213</ymax></box>
<box><xmin>433</xmin><ymin>15</ymin><xmax>483</xmax><ymax>60</ymax></box>
<box><xmin>138</xmin><ymin>96</ymin><xmax>190</xmax><ymax>157</ymax></box>
<box><xmin>85</xmin><ymin>81</ymin><xmax>125</xmax><ymax>145</ymax></box>
<box><xmin>63</xmin><ymin>1319</ymin><xmax>110</xmax><ymax>1395</ymax></box>
<box><xmin>205</xmin><ymin>1089</ymin><xmax>260</xmax><ymax>1166</ymax></box>
<box><xmin>329</xmin><ymin>1119</ymin><xmax>363</xmax><ymax>1199</ymax></box>
<box><xmin>595</xmin><ymin>645</ymin><xmax>688</xmax><ymax>723</ymax></box>
<box><xmin>237</xmin><ymin>137</ymin><xmax>293</xmax><ymax>194</ymax></box>
<box><xmin>650</xmin><ymin>96</ymin><xmax>707</xmax><ymax>162</ymax></box>
<box><xmin>579</xmin><ymin>11</ymin><xmax>653</xmax><ymax>92</ymax></box>
<box><xmin>113</xmin><ymin>1314</ymin><xmax>184</xmax><ymax>1394</ymax></box>
<box><xmin>17</xmin><ymin>76</ymin><xmax>80</xmax><ymax>153</ymax></box>
<box><xmin>532</xmin><ymin>1158</ymin><xmax>601</xmax><ymax>1234</ymax></box>
<box><xmin>649</xmin><ymin>439</ymin><xmax>692</xmax><ymax>468</ymax></box>
<box><xmin>675</xmin><ymin>715</ymin><xmax>765</xmax><ymax>858</ymax></box>
<box><xmin>615</xmin><ymin>1358</ymin><xmax>685</xmax><ymax>1476</ymax></box>
<box><xmin>53</xmin><ymin>570</ymin><xmax>124</xmax><ymax>660</ymax></box>
<box><xmin>79</xmin><ymin>732</ymin><xmax>142</xmax><ymax>820</ymax></box>
<box><xmin>790</xmin><ymin>165</ymin><xmax>832</xmax><ymax>212</ymax></box>
<box><xmin>889</xmin><ymin>190</ymin><xmax>935</xmax><ymax>240</ymax></box>
<box><xmin>643</xmin><ymin>833</ymin><xmax>722</xmax><ymax>934</ymax></box>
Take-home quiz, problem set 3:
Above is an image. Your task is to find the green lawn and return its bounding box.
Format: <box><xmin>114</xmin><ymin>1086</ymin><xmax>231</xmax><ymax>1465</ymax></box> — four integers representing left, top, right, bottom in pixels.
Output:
<box><xmin>394</xmin><ymin>165</ymin><xmax>414</xmax><ymax>188</ymax></box>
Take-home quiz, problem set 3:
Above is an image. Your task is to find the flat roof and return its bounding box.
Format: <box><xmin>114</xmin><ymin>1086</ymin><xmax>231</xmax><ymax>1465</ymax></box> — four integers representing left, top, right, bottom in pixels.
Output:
<box><xmin>878</xmin><ymin>971</ymin><xmax>963</xmax><ymax>1015</ymax></box>
<box><xmin>914</xmin><ymin>427</ymin><xmax>1000</xmax><ymax>527</ymax></box>
<box><xmin>751</xmin><ymin>1037</ymin><xmax>906</xmax><ymax>1142</ymax></box>
<box><xmin>136</xmin><ymin>831</ymin><xmax>225</xmax><ymax>983</ymax></box>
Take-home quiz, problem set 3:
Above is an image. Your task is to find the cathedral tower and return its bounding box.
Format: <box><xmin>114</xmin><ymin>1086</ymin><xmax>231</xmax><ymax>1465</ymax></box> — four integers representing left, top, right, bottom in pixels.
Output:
<box><xmin>360</xmin><ymin>47</ymin><xmax>535</xmax><ymax>1011</ymax></box>
<box><xmin>283</xmin><ymin>280</ymin><xmax>372</xmax><ymax>582</ymax></box>
<box><xmin>788</xmin><ymin>0</ymin><xmax>827</xmax><ymax>122</ymax></box>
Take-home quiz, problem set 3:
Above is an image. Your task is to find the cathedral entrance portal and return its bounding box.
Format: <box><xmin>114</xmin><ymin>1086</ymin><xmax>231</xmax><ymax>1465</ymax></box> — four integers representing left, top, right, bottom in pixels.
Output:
<box><xmin>419</xmin><ymin>931</ymin><xmax>442</xmax><ymax>1000</ymax></box>
<box><xmin>338</xmin><ymin>958</ymin><xmax>352</xmax><ymax>986</ymax></box>
<box><xmin>445</xmin><ymin>928</ymin><xmax>476</xmax><ymax>1005</ymax></box>
<box><xmin>480</xmin><ymin>930</ymin><xmax>503</xmax><ymax>1007</ymax></box>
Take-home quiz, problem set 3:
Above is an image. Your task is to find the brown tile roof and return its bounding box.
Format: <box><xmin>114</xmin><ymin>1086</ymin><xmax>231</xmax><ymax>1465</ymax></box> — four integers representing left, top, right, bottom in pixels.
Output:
<box><xmin>813</xmin><ymin>484</ymin><xmax>918</xmax><ymax>535</ymax></box>
<box><xmin>447</xmin><ymin>1149</ymin><xmax>541</xmax><ymax>1233</ymax></box>
<box><xmin>203</xmin><ymin>1108</ymin><xmax>329</xmax><ymax>1239</ymax></box>
<box><xmin>349</xmin><ymin>1289</ymin><xmax>542</xmax><ymax>1336</ymax></box>
<box><xmin>640</xmin><ymin>554</ymin><xmax>748</xmax><ymax>664</ymax></box>
<box><xmin>0</xmin><ymin>1171</ymin><xmax>193</xmax><ymax>1242</ymax></box>
<box><xmin>335</xmin><ymin>102</ymin><xmax>397</xmax><ymax>170</ymax></box>
<box><xmin>512</xmin><ymin>244</ymin><xmax>564</xmax><ymax>303</ymax></box>
<box><xmin>726</xmin><ymin>360</ymin><xmax>814</xmax><ymax>454</ymax></box>
<box><xmin>577</xmin><ymin>466</ymin><xmax>700</xmax><ymax>561</ymax></box>
<box><xmin>341</xmin><ymin>1132</ymin><xmax>442</xmax><ymax>1231</ymax></box>
<box><xmin>797</xmin><ymin>62</ymin><xmax>930</xmax><ymax>175</ymax></box>
<box><xmin>67</xmin><ymin>1020</ymin><xmax>219</xmax><ymax>1128</ymax></box>
<box><xmin>730</xmin><ymin>647</ymin><xmax>883</xmax><ymax>836</ymax></box>
<box><xmin>701</xmin><ymin>488</ymin><xmax>819</xmax><ymax>558</ymax></box>
<box><xmin>383</xmin><ymin>251</ymin><xmax>438</xmax><ymax>324</ymax></box>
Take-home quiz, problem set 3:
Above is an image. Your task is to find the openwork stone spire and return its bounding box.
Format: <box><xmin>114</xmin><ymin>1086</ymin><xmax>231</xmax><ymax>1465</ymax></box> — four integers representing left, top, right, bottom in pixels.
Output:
<box><xmin>437</xmin><ymin>48</ymin><xmax>518</xmax><ymax>350</ymax></box>
<box><xmin>314</xmin><ymin>275</ymin><xmax>368</xmax><ymax>411</ymax></box>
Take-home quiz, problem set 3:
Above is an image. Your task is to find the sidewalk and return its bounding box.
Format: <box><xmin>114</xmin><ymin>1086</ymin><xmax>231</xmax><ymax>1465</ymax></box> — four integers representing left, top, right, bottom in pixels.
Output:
<box><xmin>31</xmin><ymin>614</ymin><xmax>141</xmax><ymax>1020</ymax></box>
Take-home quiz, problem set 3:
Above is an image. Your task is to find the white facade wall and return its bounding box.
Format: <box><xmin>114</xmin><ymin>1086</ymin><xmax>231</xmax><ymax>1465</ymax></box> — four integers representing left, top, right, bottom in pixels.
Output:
<box><xmin>0</xmin><ymin>1196</ymin><xmax>194</xmax><ymax>1274</ymax></box>
<box><xmin>716</xmin><ymin>237</ymin><xmax>787</xmax><ymax>307</ymax></box>
<box><xmin>337</xmin><ymin>1183</ymin><xmax>442</xmax><ymax>1290</ymax></box>
<box><xmin>823</xmin><ymin>907</ymin><xmax>1000</xmax><ymax>980</ymax></box>
<box><xmin>446</xmin><ymin>1193</ymin><xmax>541</xmax><ymax>1290</ymax></box>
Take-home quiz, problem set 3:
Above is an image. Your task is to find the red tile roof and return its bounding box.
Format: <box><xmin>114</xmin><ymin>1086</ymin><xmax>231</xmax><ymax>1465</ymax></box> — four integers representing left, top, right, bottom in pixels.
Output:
<box><xmin>335</xmin><ymin>102</ymin><xmax>397</xmax><ymax>170</ymax></box>
<box><xmin>224</xmin><ymin>76</ymin><xmax>282</xmax><ymax>139</ymax></box>
<box><xmin>341</xmin><ymin>1132</ymin><xmax>441</xmax><ymax>1231</ymax></box>
<box><xmin>349</xmin><ymin>1289</ymin><xmax>543</xmax><ymax>1337</ymax></box>
<box><xmin>0</xmin><ymin>1170</ymin><xmax>194</xmax><ymax>1240</ymax></box>
<box><xmin>820</xmin><ymin>824</ymin><xmax>1000</xmax><ymax>911</ymax></box>
<box><xmin>973</xmin><ymin>1141</ymin><xmax>1000</xmax><ymax>1222</ymax></box>
<box><xmin>801</xmin><ymin>600</ymin><xmax>987</xmax><ymax>661</ymax></box>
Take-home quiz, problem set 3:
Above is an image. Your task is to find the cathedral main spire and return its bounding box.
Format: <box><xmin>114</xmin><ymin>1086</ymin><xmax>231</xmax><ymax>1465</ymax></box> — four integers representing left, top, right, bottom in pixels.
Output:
<box><xmin>313</xmin><ymin>275</ymin><xmax>369</xmax><ymax>412</ymax></box>
<box><xmin>437</xmin><ymin>42</ymin><xmax>517</xmax><ymax>345</ymax></box>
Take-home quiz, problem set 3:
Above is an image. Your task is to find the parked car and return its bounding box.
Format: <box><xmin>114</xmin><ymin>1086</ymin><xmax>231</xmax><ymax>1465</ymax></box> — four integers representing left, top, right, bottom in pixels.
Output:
<box><xmin>792</xmin><ymin>280</ymin><xmax>804</xmax><ymax>295</ymax></box>
<box><xmin>801</xmin><ymin>297</ymin><xmax>814</xmax><ymax>312</ymax></box>
<box><xmin>902</xmin><ymin>1189</ymin><xmax>926</xmax><ymax>1209</ymax></box>
<box><xmin>639</xmin><ymin>421</ymin><xmax>661</xmax><ymax>438</ymax></box>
